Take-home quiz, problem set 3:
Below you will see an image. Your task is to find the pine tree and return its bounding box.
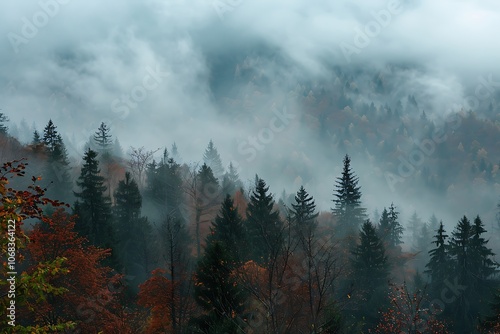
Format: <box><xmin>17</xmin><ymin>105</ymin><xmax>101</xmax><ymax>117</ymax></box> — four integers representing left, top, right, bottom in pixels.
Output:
<box><xmin>207</xmin><ymin>194</ymin><xmax>246</xmax><ymax>264</ymax></box>
<box><xmin>332</xmin><ymin>154</ymin><xmax>367</xmax><ymax>236</ymax></box>
<box><xmin>221</xmin><ymin>162</ymin><xmax>243</xmax><ymax>197</ymax></box>
<box><xmin>32</xmin><ymin>130</ymin><xmax>41</xmax><ymax>144</ymax></box>
<box><xmin>352</xmin><ymin>220</ymin><xmax>389</xmax><ymax>292</ymax></box>
<box><xmin>407</xmin><ymin>211</ymin><xmax>423</xmax><ymax>251</ymax></box>
<box><xmin>42</xmin><ymin>120</ymin><xmax>73</xmax><ymax>201</ymax></box>
<box><xmin>145</xmin><ymin>154</ymin><xmax>184</xmax><ymax>221</ymax></box>
<box><xmin>245</xmin><ymin>176</ymin><xmax>283</xmax><ymax>264</ymax></box>
<box><xmin>469</xmin><ymin>216</ymin><xmax>498</xmax><ymax>282</ymax></box>
<box><xmin>378</xmin><ymin>204</ymin><xmax>403</xmax><ymax>248</ymax></box>
<box><xmin>290</xmin><ymin>185</ymin><xmax>319</xmax><ymax>248</ymax></box>
<box><xmin>171</xmin><ymin>142</ymin><xmax>181</xmax><ymax>162</ymax></box>
<box><xmin>203</xmin><ymin>139</ymin><xmax>224</xmax><ymax>179</ymax></box>
<box><xmin>193</xmin><ymin>241</ymin><xmax>247</xmax><ymax>333</ymax></box>
<box><xmin>113</xmin><ymin>172</ymin><xmax>155</xmax><ymax>282</ymax></box>
<box><xmin>73</xmin><ymin>149</ymin><xmax>114</xmax><ymax>250</ymax></box>
<box><xmin>351</xmin><ymin>220</ymin><xmax>389</xmax><ymax>329</ymax></box>
<box><xmin>0</xmin><ymin>112</ymin><xmax>8</xmax><ymax>134</ymax></box>
<box><xmin>424</xmin><ymin>221</ymin><xmax>450</xmax><ymax>295</ymax></box>
<box><xmin>93</xmin><ymin>122</ymin><xmax>112</xmax><ymax>157</ymax></box>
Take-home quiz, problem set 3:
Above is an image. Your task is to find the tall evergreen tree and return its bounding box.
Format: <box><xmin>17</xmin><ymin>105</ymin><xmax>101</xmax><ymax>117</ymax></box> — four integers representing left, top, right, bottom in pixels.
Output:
<box><xmin>332</xmin><ymin>154</ymin><xmax>367</xmax><ymax>236</ymax></box>
<box><xmin>377</xmin><ymin>204</ymin><xmax>403</xmax><ymax>248</ymax></box>
<box><xmin>113</xmin><ymin>172</ymin><xmax>155</xmax><ymax>283</ymax></box>
<box><xmin>221</xmin><ymin>162</ymin><xmax>243</xmax><ymax>197</ymax></box>
<box><xmin>32</xmin><ymin>130</ymin><xmax>41</xmax><ymax>144</ymax></box>
<box><xmin>145</xmin><ymin>153</ymin><xmax>184</xmax><ymax>221</ymax></box>
<box><xmin>203</xmin><ymin>139</ymin><xmax>224</xmax><ymax>179</ymax></box>
<box><xmin>207</xmin><ymin>194</ymin><xmax>246</xmax><ymax>264</ymax></box>
<box><xmin>447</xmin><ymin>215</ymin><xmax>498</xmax><ymax>333</ymax></box>
<box><xmin>245</xmin><ymin>176</ymin><xmax>283</xmax><ymax>264</ymax></box>
<box><xmin>93</xmin><ymin>122</ymin><xmax>112</xmax><ymax>156</ymax></box>
<box><xmin>42</xmin><ymin>120</ymin><xmax>73</xmax><ymax>201</ymax></box>
<box><xmin>290</xmin><ymin>185</ymin><xmax>319</xmax><ymax>248</ymax></box>
<box><xmin>424</xmin><ymin>221</ymin><xmax>450</xmax><ymax>295</ymax></box>
<box><xmin>351</xmin><ymin>220</ymin><xmax>389</xmax><ymax>329</ymax></box>
<box><xmin>0</xmin><ymin>112</ymin><xmax>8</xmax><ymax>135</ymax></box>
<box><xmin>73</xmin><ymin>149</ymin><xmax>114</xmax><ymax>250</ymax></box>
<box><xmin>408</xmin><ymin>211</ymin><xmax>423</xmax><ymax>251</ymax></box>
<box><xmin>193</xmin><ymin>241</ymin><xmax>247</xmax><ymax>333</ymax></box>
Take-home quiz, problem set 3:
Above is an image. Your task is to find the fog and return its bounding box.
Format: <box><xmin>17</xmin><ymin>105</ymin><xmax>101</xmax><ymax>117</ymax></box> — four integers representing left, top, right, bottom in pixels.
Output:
<box><xmin>1</xmin><ymin>0</ymin><xmax>499</xmax><ymax>229</ymax></box>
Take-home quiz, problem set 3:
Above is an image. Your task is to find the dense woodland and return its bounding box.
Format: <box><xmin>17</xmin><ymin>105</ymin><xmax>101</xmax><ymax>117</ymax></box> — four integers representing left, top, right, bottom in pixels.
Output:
<box><xmin>0</xmin><ymin>110</ymin><xmax>499</xmax><ymax>334</ymax></box>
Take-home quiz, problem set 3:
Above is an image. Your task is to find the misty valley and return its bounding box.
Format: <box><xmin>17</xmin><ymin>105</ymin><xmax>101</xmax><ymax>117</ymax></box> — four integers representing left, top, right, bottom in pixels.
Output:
<box><xmin>1</xmin><ymin>1</ymin><xmax>500</xmax><ymax>333</ymax></box>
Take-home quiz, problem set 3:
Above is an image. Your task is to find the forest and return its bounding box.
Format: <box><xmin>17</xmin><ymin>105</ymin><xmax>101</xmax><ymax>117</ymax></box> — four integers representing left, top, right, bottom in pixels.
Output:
<box><xmin>0</xmin><ymin>115</ymin><xmax>499</xmax><ymax>334</ymax></box>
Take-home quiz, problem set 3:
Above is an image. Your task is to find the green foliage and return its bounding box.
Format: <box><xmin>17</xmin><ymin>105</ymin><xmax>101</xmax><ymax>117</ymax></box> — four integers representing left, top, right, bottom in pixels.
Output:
<box><xmin>207</xmin><ymin>194</ymin><xmax>246</xmax><ymax>264</ymax></box>
<box><xmin>245</xmin><ymin>176</ymin><xmax>283</xmax><ymax>264</ymax></box>
<box><xmin>203</xmin><ymin>139</ymin><xmax>224</xmax><ymax>179</ymax></box>
<box><xmin>193</xmin><ymin>241</ymin><xmax>247</xmax><ymax>333</ymax></box>
<box><xmin>332</xmin><ymin>154</ymin><xmax>366</xmax><ymax>236</ymax></box>
<box><xmin>73</xmin><ymin>149</ymin><xmax>114</xmax><ymax>250</ymax></box>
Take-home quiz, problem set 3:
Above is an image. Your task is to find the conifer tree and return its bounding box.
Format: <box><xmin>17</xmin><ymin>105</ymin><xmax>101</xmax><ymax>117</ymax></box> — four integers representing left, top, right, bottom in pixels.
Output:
<box><xmin>332</xmin><ymin>154</ymin><xmax>366</xmax><ymax>236</ymax></box>
<box><xmin>93</xmin><ymin>122</ymin><xmax>112</xmax><ymax>156</ymax></box>
<box><xmin>377</xmin><ymin>204</ymin><xmax>403</xmax><ymax>248</ymax></box>
<box><xmin>245</xmin><ymin>176</ymin><xmax>283</xmax><ymax>264</ymax></box>
<box><xmin>352</xmin><ymin>220</ymin><xmax>389</xmax><ymax>292</ymax></box>
<box><xmin>408</xmin><ymin>211</ymin><xmax>423</xmax><ymax>250</ymax></box>
<box><xmin>32</xmin><ymin>130</ymin><xmax>41</xmax><ymax>144</ymax></box>
<box><xmin>424</xmin><ymin>221</ymin><xmax>450</xmax><ymax>295</ymax></box>
<box><xmin>0</xmin><ymin>112</ymin><xmax>8</xmax><ymax>134</ymax></box>
<box><xmin>73</xmin><ymin>149</ymin><xmax>114</xmax><ymax>250</ymax></box>
<box><xmin>351</xmin><ymin>220</ymin><xmax>389</xmax><ymax>329</ymax></box>
<box><xmin>42</xmin><ymin>120</ymin><xmax>73</xmax><ymax>201</ymax></box>
<box><xmin>114</xmin><ymin>172</ymin><xmax>155</xmax><ymax>282</ymax></box>
<box><xmin>207</xmin><ymin>194</ymin><xmax>246</xmax><ymax>264</ymax></box>
<box><xmin>203</xmin><ymin>139</ymin><xmax>224</xmax><ymax>179</ymax></box>
<box><xmin>221</xmin><ymin>162</ymin><xmax>243</xmax><ymax>197</ymax></box>
<box><xmin>193</xmin><ymin>241</ymin><xmax>247</xmax><ymax>333</ymax></box>
<box><xmin>290</xmin><ymin>185</ymin><xmax>319</xmax><ymax>248</ymax></box>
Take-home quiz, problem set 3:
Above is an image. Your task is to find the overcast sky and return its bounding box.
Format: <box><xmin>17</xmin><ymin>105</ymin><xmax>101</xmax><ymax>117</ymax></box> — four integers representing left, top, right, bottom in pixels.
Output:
<box><xmin>1</xmin><ymin>0</ymin><xmax>499</xmax><ymax>219</ymax></box>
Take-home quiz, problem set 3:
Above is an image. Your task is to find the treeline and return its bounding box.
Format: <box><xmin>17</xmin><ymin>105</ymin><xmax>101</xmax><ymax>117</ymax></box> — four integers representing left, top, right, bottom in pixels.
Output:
<box><xmin>1</xmin><ymin>117</ymin><xmax>500</xmax><ymax>333</ymax></box>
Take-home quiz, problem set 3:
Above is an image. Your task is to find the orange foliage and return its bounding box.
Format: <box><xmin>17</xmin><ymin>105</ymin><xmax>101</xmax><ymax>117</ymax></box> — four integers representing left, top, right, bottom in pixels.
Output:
<box><xmin>25</xmin><ymin>209</ymin><xmax>132</xmax><ymax>333</ymax></box>
<box><xmin>137</xmin><ymin>268</ymin><xmax>173</xmax><ymax>333</ymax></box>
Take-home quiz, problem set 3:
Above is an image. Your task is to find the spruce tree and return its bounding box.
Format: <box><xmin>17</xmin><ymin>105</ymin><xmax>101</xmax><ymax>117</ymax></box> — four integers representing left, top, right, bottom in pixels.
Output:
<box><xmin>32</xmin><ymin>130</ymin><xmax>41</xmax><ymax>144</ymax></box>
<box><xmin>193</xmin><ymin>241</ymin><xmax>247</xmax><ymax>333</ymax></box>
<box><xmin>332</xmin><ymin>154</ymin><xmax>366</xmax><ymax>236</ymax></box>
<box><xmin>221</xmin><ymin>162</ymin><xmax>243</xmax><ymax>197</ymax></box>
<box><xmin>0</xmin><ymin>112</ymin><xmax>8</xmax><ymax>135</ymax></box>
<box><xmin>408</xmin><ymin>211</ymin><xmax>423</xmax><ymax>251</ymax></box>
<box><xmin>245</xmin><ymin>176</ymin><xmax>283</xmax><ymax>264</ymax></box>
<box><xmin>424</xmin><ymin>221</ymin><xmax>450</xmax><ymax>295</ymax></box>
<box><xmin>203</xmin><ymin>139</ymin><xmax>224</xmax><ymax>179</ymax></box>
<box><xmin>93</xmin><ymin>122</ymin><xmax>112</xmax><ymax>156</ymax></box>
<box><xmin>42</xmin><ymin>120</ymin><xmax>73</xmax><ymax>201</ymax></box>
<box><xmin>352</xmin><ymin>220</ymin><xmax>389</xmax><ymax>292</ymax></box>
<box><xmin>378</xmin><ymin>204</ymin><xmax>403</xmax><ymax>248</ymax></box>
<box><xmin>290</xmin><ymin>185</ymin><xmax>319</xmax><ymax>248</ymax></box>
<box><xmin>113</xmin><ymin>172</ymin><xmax>155</xmax><ymax>281</ymax></box>
<box><xmin>351</xmin><ymin>220</ymin><xmax>389</xmax><ymax>329</ymax></box>
<box><xmin>73</xmin><ymin>149</ymin><xmax>114</xmax><ymax>250</ymax></box>
<box><xmin>207</xmin><ymin>194</ymin><xmax>246</xmax><ymax>264</ymax></box>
